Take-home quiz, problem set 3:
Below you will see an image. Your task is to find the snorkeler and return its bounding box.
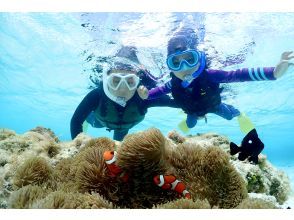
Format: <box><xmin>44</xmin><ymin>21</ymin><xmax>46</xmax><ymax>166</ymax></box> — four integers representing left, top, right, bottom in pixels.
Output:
<box><xmin>70</xmin><ymin>48</ymin><xmax>179</xmax><ymax>141</ymax></box>
<box><xmin>138</xmin><ymin>28</ymin><xmax>294</xmax><ymax>132</ymax></box>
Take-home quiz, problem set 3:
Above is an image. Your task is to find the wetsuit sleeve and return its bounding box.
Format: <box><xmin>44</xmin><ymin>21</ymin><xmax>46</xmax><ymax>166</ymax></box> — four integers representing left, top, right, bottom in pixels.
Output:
<box><xmin>70</xmin><ymin>88</ymin><xmax>100</xmax><ymax>139</ymax></box>
<box><xmin>147</xmin><ymin>80</ymin><xmax>172</xmax><ymax>100</ymax></box>
<box><xmin>145</xmin><ymin>95</ymin><xmax>180</xmax><ymax>108</ymax></box>
<box><xmin>206</xmin><ymin>67</ymin><xmax>276</xmax><ymax>83</ymax></box>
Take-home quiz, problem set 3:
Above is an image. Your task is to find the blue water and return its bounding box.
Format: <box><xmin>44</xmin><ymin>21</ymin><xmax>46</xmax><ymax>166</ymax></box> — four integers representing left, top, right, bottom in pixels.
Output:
<box><xmin>1</xmin><ymin>12</ymin><xmax>294</xmax><ymax>171</ymax></box>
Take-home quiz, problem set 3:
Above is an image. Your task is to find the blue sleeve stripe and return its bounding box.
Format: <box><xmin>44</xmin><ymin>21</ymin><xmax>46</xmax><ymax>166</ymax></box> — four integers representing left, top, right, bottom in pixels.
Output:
<box><xmin>248</xmin><ymin>68</ymin><xmax>257</xmax><ymax>81</ymax></box>
<box><xmin>253</xmin><ymin>68</ymin><xmax>263</xmax><ymax>81</ymax></box>
<box><xmin>166</xmin><ymin>80</ymin><xmax>172</xmax><ymax>89</ymax></box>
<box><xmin>259</xmin><ymin>68</ymin><xmax>269</xmax><ymax>80</ymax></box>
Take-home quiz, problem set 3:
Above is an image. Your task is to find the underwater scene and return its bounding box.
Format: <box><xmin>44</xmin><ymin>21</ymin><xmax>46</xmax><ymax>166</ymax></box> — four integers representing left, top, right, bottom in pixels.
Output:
<box><xmin>0</xmin><ymin>12</ymin><xmax>294</xmax><ymax>209</ymax></box>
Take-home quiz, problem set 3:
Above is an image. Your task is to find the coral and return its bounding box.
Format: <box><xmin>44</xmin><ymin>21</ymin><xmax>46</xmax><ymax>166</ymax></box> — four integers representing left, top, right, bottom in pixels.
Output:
<box><xmin>200</xmin><ymin>133</ymin><xmax>291</xmax><ymax>205</ymax></box>
<box><xmin>31</xmin><ymin>191</ymin><xmax>114</xmax><ymax>209</ymax></box>
<box><xmin>269</xmin><ymin>177</ymin><xmax>289</xmax><ymax>204</ymax></box>
<box><xmin>0</xmin><ymin>138</ymin><xmax>30</xmax><ymax>153</ymax></box>
<box><xmin>30</xmin><ymin>126</ymin><xmax>60</xmax><ymax>143</ymax></box>
<box><xmin>167</xmin><ymin>130</ymin><xmax>186</xmax><ymax>144</ymax></box>
<box><xmin>0</xmin><ymin>150</ymin><xmax>9</xmax><ymax>167</ymax></box>
<box><xmin>73</xmin><ymin>133</ymin><xmax>95</xmax><ymax>149</ymax></box>
<box><xmin>246</xmin><ymin>172</ymin><xmax>266</xmax><ymax>193</ymax></box>
<box><xmin>0</xmin><ymin>129</ymin><xmax>16</xmax><ymax>141</ymax></box>
<box><xmin>8</xmin><ymin>185</ymin><xmax>49</xmax><ymax>208</ymax></box>
<box><xmin>13</xmin><ymin>157</ymin><xmax>54</xmax><ymax>189</ymax></box>
<box><xmin>232</xmin><ymin>159</ymin><xmax>291</xmax><ymax>204</ymax></box>
<box><xmin>154</xmin><ymin>198</ymin><xmax>211</xmax><ymax>209</ymax></box>
<box><xmin>236</xmin><ymin>197</ymin><xmax>278</xmax><ymax>209</ymax></box>
<box><xmin>1</xmin><ymin>127</ymin><xmax>292</xmax><ymax>209</ymax></box>
<box><xmin>44</xmin><ymin>141</ymin><xmax>60</xmax><ymax>158</ymax></box>
<box><xmin>167</xmin><ymin>142</ymin><xmax>248</xmax><ymax>208</ymax></box>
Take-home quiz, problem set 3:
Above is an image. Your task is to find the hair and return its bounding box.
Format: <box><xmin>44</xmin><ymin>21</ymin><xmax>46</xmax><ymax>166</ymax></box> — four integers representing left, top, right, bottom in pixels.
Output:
<box><xmin>167</xmin><ymin>28</ymin><xmax>198</xmax><ymax>56</ymax></box>
<box><xmin>115</xmin><ymin>46</ymin><xmax>140</xmax><ymax>64</ymax></box>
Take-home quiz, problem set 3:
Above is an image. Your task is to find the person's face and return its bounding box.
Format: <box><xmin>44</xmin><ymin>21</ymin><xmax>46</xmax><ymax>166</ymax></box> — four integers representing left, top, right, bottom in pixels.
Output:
<box><xmin>168</xmin><ymin>46</ymin><xmax>200</xmax><ymax>80</ymax></box>
<box><xmin>173</xmin><ymin>63</ymin><xmax>200</xmax><ymax>80</ymax></box>
<box><xmin>107</xmin><ymin>70</ymin><xmax>139</xmax><ymax>101</ymax></box>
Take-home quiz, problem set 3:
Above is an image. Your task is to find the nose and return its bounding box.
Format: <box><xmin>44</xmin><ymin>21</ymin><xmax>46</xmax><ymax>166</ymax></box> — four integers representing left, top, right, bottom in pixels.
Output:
<box><xmin>117</xmin><ymin>82</ymin><xmax>130</xmax><ymax>94</ymax></box>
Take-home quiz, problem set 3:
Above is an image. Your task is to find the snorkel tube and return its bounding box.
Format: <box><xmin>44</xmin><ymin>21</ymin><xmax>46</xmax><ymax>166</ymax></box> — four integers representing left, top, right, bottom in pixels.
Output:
<box><xmin>181</xmin><ymin>52</ymin><xmax>206</xmax><ymax>88</ymax></box>
<box><xmin>103</xmin><ymin>71</ymin><xmax>127</xmax><ymax>107</ymax></box>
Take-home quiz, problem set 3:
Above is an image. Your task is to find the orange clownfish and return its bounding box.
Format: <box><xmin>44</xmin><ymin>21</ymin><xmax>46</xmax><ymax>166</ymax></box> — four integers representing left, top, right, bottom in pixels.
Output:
<box><xmin>103</xmin><ymin>150</ymin><xmax>129</xmax><ymax>182</ymax></box>
<box><xmin>153</xmin><ymin>174</ymin><xmax>191</xmax><ymax>199</ymax></box>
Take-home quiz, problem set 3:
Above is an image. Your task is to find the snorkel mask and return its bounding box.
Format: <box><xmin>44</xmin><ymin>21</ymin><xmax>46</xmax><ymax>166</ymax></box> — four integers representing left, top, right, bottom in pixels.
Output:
<box><xmin>167</xmin><ymin>49</ymin><xmax>206</xmax><ymax>88</ymax></box>
<box><xmin>103</xmin><ymin>69</ymin><xmax>140</xmax><ymax>107</ymax></box>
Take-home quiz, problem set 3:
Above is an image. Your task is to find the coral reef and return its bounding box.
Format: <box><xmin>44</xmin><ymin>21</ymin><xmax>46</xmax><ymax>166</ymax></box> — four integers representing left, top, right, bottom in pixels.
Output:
<box><xmin>154</xmin><ymin>198</ymin><xmax>211</xmax><ymax>209</ymax></box>
<box><xmin>30</xmin><ymin>126</ymin><xmax>60</xmax><ymax>143</ymax></box>
<box><xmin>0</xmin><ymin>129</ymin><xmax>16</xmax><ymax>141</ymax></box>
<box><xmin>236</xmin><ymin>197</ymin><xmax>278</xmax><ymax>209</ymax></box>
<box><xmin>0</xmin><ymin>127</ymin><xmax>291</xmax><ymax>209</ymax></box>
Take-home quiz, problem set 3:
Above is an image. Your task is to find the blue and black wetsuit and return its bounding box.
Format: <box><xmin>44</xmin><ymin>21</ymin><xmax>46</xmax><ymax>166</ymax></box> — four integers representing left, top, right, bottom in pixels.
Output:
<box><xmin>147</xmin><ymin>67</ymin><xmax>276</xmax><ymax>128</ymax></box>
<box><xmin>70</xmin><ymin>85</ymin><xmax>179</xmax><ymax>141</ymax></box>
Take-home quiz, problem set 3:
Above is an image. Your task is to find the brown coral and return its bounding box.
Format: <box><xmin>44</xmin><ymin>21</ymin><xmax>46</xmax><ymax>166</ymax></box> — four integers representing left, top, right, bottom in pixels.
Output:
<box><xmin>167</xmin><ymin>130</ymin><xmax>186</xmax><ymax>144</ymax></box>
<box><xmin>30</xmin><ymin>126</ymin><xmax>60</xmax><ymax>143</ymax></box>
<box><xmin>13</xmin><ymin>157</ymin><xmax>54</xmax><ymax>189</ymax></box>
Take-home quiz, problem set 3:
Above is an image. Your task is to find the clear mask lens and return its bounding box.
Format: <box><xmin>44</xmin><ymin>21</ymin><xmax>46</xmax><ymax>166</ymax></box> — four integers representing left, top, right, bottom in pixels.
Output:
<box><xmin>107</xmin><ymin>73</ymin><xmax>139</xmax><ymax>91</ymax></box>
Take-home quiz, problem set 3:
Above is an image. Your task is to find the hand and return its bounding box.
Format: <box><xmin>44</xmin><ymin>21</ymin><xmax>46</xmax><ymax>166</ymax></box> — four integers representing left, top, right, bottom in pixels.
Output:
<box><xmin>137</xmin><ymin>85</ymin><xmax>149</xmax><ymax>100</ymax></box>
<box><xmin>274</xmin><ymin>51</ymin><xmax>294</xmax><ymax>79</ymax></box>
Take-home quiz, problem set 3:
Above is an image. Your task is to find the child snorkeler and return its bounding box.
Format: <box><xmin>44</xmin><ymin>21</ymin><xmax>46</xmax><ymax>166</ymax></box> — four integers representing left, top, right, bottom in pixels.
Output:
<box><xmin>137</xmin><ymin>28</ymin><xmax>294</xmax><ymax>132</ymax></box>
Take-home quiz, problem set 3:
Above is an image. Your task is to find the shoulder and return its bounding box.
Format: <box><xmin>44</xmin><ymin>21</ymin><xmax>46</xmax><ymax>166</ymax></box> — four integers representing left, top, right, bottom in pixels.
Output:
<box><xmin>86</xmin><ymin>86</ymin><xmax>103</xmax><ymax>99</ymax></box>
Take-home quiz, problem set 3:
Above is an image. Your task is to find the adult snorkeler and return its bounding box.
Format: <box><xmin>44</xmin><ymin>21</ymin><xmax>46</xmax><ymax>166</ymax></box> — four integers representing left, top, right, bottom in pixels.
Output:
<box><xmin>71</xmin><ymin>47</ymin><xmax>179</xmax><ymax>141</ymax></box>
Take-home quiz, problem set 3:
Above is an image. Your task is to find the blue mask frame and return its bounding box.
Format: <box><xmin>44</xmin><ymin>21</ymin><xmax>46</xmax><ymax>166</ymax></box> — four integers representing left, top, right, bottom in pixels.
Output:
<box><xmin>166</xmin><ymin>49</ymin><xmax>202</xmax><ymax>71</ymax></box>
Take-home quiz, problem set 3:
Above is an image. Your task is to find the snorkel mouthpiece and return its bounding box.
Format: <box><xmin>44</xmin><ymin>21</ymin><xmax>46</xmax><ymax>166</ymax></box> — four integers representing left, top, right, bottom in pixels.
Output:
<box><xmin>115</xmin><ymin>96</ymin><xmax>127</xmax><ymax>107</ymax></box>
<box><xmin>181</xmin><ymin>74</ymin><xmax>194</xmax><ymax>88</ymax></box>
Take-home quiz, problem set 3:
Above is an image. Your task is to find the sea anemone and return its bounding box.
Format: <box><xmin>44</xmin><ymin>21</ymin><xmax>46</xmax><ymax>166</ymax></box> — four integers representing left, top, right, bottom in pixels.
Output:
<box><xmin>167</xmin><ymin>142</ymin><xmax>247</xmax><ymax>208</ymax></box>
<box><xmin>13</xmin><ymin>157</ymin><xmax>53</xmax><ymax>189</ymax></box>
<box><xmin>8</xmin><ymin>185</ymin><xmax>49</xmax><ymax>208</ymax></box>
<box><xmin>31</xmin><ymin>191</ymin><xmax>114</xmax><ymax>208</ymax></box>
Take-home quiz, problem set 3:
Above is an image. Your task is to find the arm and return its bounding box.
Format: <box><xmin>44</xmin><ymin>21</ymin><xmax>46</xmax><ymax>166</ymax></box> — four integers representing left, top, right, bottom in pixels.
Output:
<box><xmin>207</xmin><ymin>51</ymin><xmax>294</xmax><ymax>83</ymax></box>
<box><xmin>70</xmin><ymin>88</ymin><xmax>100</xmax><ymax>139</ymax></box>
<box><xmin>148</xmin><ymin>80</ymin><xmax>172</xmax><ymax>99</ymax></box>
<box><xmin>145</xmin><ymin>95</ymin><xmax>180</xmax><ymax>108</ymax></box>
<box><xmin>206</xmin><ymin>67</ymin><xmax>276</xmax><ymax>83</ymax></box>
<box><xmin>137</xmin><ymin>80</ymin><xmax>172</xmax><ymax>100</ymax></box>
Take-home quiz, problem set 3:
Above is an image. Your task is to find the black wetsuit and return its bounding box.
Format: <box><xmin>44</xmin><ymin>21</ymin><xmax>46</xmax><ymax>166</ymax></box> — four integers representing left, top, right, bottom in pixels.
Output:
<box><xmin>70</xmin><ymin>86</ymin><xmax>179</xmax><ymax>141</ymax></box>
